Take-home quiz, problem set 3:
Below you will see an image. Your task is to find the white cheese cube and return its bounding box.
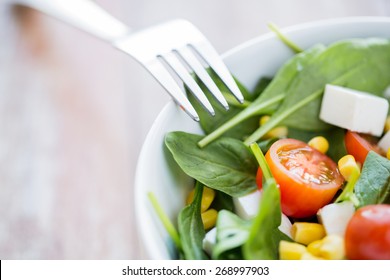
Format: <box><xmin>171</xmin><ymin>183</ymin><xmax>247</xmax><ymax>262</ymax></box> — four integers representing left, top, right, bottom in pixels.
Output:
<box><xmin>233</xmin><ymin>190</ymin><xmax>262</xmax><ymax>220</ymax></box>
<box><xmin>378</xmin><ymin>131</ymin><xmax>390</xmax><ymax>152</ymax></box>
<box><xmin>317</xmin><ymin>201</ymin><xmax>355</xmax><ymax>236</ymax></box>
<box><xmin>202</xmin><ymin>227</ymin><xmax>217</xmax><ymax>256</ymax></box>
<box><xmin>320</xmin><ymin>84</ymin><xmax>389</xmax><ymax>136</ymax></box>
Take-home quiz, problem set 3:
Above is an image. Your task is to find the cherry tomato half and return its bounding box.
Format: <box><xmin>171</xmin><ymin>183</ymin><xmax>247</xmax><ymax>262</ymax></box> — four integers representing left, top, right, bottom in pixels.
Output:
<box><xmin>345</xmin><ymin>205</ymin><xmax>390</xmax><ymax>260</ymax></box>
<box><xmin>344</xmin><ymin>131</ymin><xmax>383</xmax><ymax>164</ymax></box>
<box><xmin>265</xmin><ymin>138</ymin><xmax>344</xmax><ymax>218</ymax></box>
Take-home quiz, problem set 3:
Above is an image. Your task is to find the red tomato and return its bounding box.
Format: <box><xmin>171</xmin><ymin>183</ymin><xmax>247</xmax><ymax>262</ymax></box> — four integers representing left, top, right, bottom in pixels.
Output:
<box><xmin>344</xmin><ymin>131</ymin><xmax>383</xmax><ymax>164</ymax></box>
<box><xmin>345</xmin><ymin>205</ymin><xmax>390</xmax><ymax>260</ymax></box>
<box><xmin>256</xmin><ymin>168</ymin><xmax>263</xmax><ymax>190</ymax></box>
<box><xmin>265</xmin><ymin>138</ymin><xmax>344</xmax><ymax>218</ymax></box>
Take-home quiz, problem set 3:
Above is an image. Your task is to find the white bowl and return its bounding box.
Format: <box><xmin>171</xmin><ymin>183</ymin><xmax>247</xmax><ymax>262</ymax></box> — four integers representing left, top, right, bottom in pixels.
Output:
<box><xmin>134</xmin><ymin>17</ymin><xmax>390</xmax><ymax>259</ymax></box>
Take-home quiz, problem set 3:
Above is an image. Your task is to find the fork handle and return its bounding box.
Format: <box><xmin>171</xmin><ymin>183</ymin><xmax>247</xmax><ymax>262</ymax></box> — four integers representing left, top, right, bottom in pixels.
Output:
<box><xmin>13</xmin><ymin>0</ymin><xmax>130</xmax><ymax>42</ymax></box>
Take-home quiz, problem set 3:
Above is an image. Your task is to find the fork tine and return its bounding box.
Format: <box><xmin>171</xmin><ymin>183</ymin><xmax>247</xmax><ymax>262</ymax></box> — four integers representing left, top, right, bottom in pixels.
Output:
<box><xmin>146</xmin><ymin>61</ymin><xmax>200</xmax><ymax>121</ymax></box>
<box><xmin>191</xmin><ymin>42</ymin><xmax>244</xmax><ymax>103</ymax></box>
<box><xmin>177</xmin><ymin>47</ymin><xmax>229</xmax><ymax>110</ymax></box>
<box><xmin>161</xmin><ymin>53</ymin><xmax>215</xmax><ymax>116</ymax></box>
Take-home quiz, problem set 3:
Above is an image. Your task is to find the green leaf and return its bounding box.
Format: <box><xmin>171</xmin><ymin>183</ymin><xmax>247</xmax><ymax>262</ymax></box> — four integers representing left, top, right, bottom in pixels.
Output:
<box><xmin>252</xmin><ymin>77</ymin><xmax>272</xmax><ymax>97</ymax></box>
<box><xmin>281</xmin><ymin>38</ymin><xmax>390</xmax><ymax>130</ymax></box>
<box><xmin>212</xmin><ymin>210</ymin><xmax>252</xmax><ymax>259</ymax></box>
<box><xmin>243</xmin><ymin>180</ymin><xmax>290</xmax><ymax>260</ymax></box>
<box><xmin>355</xmin><ymin>151</ymin><xmax>390</xmax><ymax>207</ymax></box>
<box><xmin>245</xmin><ymin>38</ymin><xmax>390</xmax><ymax>144</ymax></box>
<box><xmin>242</xmin><ymin>144</ymin><xmax>291</xmax><ymax>260</ymax></box>
<box><xmin>165</xmin><ymin>132</ymin><xmax>257</xmax><ymax>197</ymax></box>
<box><xmin>198</xmin><ymin>44</ymin><xmax>325</xmax><ymax>148</ymax></box>
<box><xmin>187</xmin><ymin>71</ymin><xmax>260</xmax><ymax>140</ymax></box>
<box><xmin>178</xmin><ymin>182</ymin><xmax>208</xmax><ymax>260</ymax></box>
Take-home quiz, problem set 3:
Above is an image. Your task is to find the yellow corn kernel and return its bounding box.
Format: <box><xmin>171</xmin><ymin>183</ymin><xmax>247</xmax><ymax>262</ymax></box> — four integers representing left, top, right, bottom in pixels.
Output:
<box><xmin>338</xmin><ymin>155</ymin><xmax>360</xmax><ymax>181</ymax></box>
<box><xmin>279</xmin><ymin>240</ymin><xmax>307</xmax><ymax>260</ymax></box>
<box><xmin>307</xmin><ymin>235</ymin><xmax>345</xmax><ymax>260</ymax></box>
<box><xmin>201</xmin><ymin>208</ymin><xmax>218</xmax><ymax>230</ymax></box>
<box><xmin>300</xmin><ymin>252</ymin><xmax>325</xmax><ymax>260</ymax></box>
<box><xmin>387</xmin><ymin>148</ymin><xmax>390</xmax><ymax>160</ymax></box>
<box><xmin>308</xmin><ymin>136</ymin><xmax>329</xmax><ymax>154</ymax></box>
<box><xmin>307</xmin><ymin>239</ymin><xmax>323</xmax><ymax>256</ymax></box>
<box><xmin>260</xmin><ymin>115</ymin><xmax>271</xmax><ymax>126</ymax></box>
<box><xmin>186</xmin><ymin>187</ymin><xmax>216</xmax><ymax>212</ymax></box>
<box><xmin>319</xmin><ymin>235</ymin><xmax>345</xmax><ymax>260</ymax></box>
<box><xmin>266</xmin><ymin>126</ymin><xmax>289</xmax><ymax>139</ymax></box>
<box><xmin>291</xmin><ymin>222</ymin><xmax>326</xmax><ymax>245</ymax></box>
<box><xmin>260</xmin><ymin>115</ymin><xmax>288</xmax><ymax>139</ymax></box>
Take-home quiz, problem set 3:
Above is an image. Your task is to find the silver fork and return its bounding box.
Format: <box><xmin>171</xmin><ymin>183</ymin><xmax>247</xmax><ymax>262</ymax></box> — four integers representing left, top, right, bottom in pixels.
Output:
<box><xmin>12</xmin><ymin>0</ymin><xmax>244</xmax><ymax>121</ymax></box>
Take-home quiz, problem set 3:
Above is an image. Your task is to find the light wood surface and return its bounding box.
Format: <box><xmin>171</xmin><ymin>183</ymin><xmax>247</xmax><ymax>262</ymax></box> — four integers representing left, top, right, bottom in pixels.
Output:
<box><xmin>0</xmin><ymin>0</ymin><xmax>388</xmax><ymax>259</ymax></box>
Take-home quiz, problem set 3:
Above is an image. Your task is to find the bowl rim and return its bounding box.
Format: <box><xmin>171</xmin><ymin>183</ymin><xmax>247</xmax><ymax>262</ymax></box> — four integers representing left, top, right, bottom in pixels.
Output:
<box><xmin>134</xmin><ymin>16</ymin><xmax>390</xmax><ymax>259</ymax></box>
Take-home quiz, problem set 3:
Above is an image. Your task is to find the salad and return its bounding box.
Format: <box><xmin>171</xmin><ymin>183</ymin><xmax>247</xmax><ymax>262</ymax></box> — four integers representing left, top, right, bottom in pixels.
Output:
<box><xmin>149</xmin><ymin>30</ymin><xmax>390</xmax><ymax>260</ymax></box>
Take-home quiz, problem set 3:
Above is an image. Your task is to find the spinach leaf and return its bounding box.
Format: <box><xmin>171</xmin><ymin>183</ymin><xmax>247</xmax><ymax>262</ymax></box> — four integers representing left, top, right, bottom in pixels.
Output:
<box><xmin>288</xmin><ymin>127</ymin><xmax>347</xmax><ymax>162</ymax></box>
<box><xmin>198</xmin><ymin>44</ymin><xmax>325</xmax><ymax>147</ymax></box>
<box><xmin>242</xmin><ymin>179</ymin><xmax>290</xmax><ymax>260</ymax></box>
<box><xmin>187</xmin><ymin>71</ymin><xmax>259</xmax><ymax>140</ymax></box>
<box><xmin>178</xmin><ymin>182</ymin><xmax>208</xmax><ymax>260</ymax></box>
<box><xmin>165</xmin><ymin>132</ymin><xmax>257</xmax><ymax>197</ymax></box>
<box><xmin>245</xmin><ymin>38</ymin><xmax>390</xmax><ymax>144</ymax></box>
<box><xmin>252</xmin><ymin>77</ymin><xmax>272</xmax><ymax>97</ymax></box>
<box><xmin>212</xmin><ymin>210</ymin><xmax>251</xmax><ymax>260</ymax></box>
<box><xmin>242</xmin><ymin>144</ymin><xmax>291</xmax><ymax>260</ymax></box>
<box><xmin>355</xmin><ymin>151</ymin><xmax>390</xmax><ymax>207</ymax></box>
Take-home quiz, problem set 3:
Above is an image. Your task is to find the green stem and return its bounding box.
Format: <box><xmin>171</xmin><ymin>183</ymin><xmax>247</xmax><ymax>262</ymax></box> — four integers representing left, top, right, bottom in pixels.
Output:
<box><xmin>268</xmin><ymin>22</ymin><xmax>303</xmax><ymax>53</ymax></box>
<box><xmin>244</xmin><ymin>89</ymin><xmax>323</xmax><ymax>145</ymax></box>
<box><xmin>335</xmin><ymin>169</ymin><xmax>360</xmax><ymax>207</ymax></box>
<box><xmin>198</xmin><ymin>94</ymin><xmax>285</xmax><ymax>148</ymax></box>
<box><xmin>224</xmin><ymin>94</ymin><xmax>251</xmax><ymax>108</ymax></box>
<box><xmin>148</xmin><ymin>192</ymin><xmax>182</xmax><ymax>251</ymax></box>
<box><xmin>249</xmin><ymin>143</ymin><xmax>273</xmax><ymax>181</ymax></box>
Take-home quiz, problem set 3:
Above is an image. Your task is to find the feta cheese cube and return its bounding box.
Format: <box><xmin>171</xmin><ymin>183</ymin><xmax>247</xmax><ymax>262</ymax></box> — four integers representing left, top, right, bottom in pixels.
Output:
<box><xmin>320</xmin><ymin>84</ymin><xmax>389</xmax><ymax>136</ymax></box>
<box><xmin>378</xmin><ymin>130</ymin><xmax>390</xmax><ymax>152</ymax></box>
<box><xmin>233</xmin><ymin>190</ymin><xmax>262</xmax><ymax>220</ymax></box>
<box><xmin>202</xmin><ymin>227</ymin><xmax>217</xmax><ymax>255</ymax></box>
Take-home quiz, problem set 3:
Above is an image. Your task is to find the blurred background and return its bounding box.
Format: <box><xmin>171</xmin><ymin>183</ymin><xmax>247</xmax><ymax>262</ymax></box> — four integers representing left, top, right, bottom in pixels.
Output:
<box><xmin>0</xmin><ymin>0</ymin><xmax>389</xmax><ymax>259</ymax></box>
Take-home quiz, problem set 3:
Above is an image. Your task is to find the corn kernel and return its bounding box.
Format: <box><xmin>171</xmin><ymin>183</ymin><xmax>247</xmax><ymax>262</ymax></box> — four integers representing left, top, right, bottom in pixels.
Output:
<box><xmin>300</xmin><ymin>252</ymin><xmax>325</xmax><ymax>260</ymax></box>
<box><xmin>186</xmin><ymin>187</ymin><xmax>216</xmax><ymax>212</ymax></box>
<box><xmin>308</xmin><ymin>136</ymin><xmax>329</xmax><ymax>154</ymax></box>
<box><xmin>279</xmin><ymin>240</ymin><xmax>307</xmax><ymax>260</ymax></box>
<box><xmin>260</xmin><ymin>115</ymin><xmax>270</xmax><ymax>126</ymax></box>
<box><xmin>307</xmin><ymin>239</ymin><xmax>323</xmax><ymax>256</ymax></box>
<box><xmin>387</xmin><ymin>148</ymin><xmax>390</xmax><ymax>160</ymax></box>
<box><xmin>291</xmin><ymin>222</ymin><xmax>326</xmax><ymax>245</ymax></box>
<box><xmin>307</xmin><ymin>235</ymin><xmax>345</xmax><ymax>260</ymax></box>
<box><xmin>266</xmin><ymin>126</ymin><xmax>288</xmax><ymax>139</ymax></box>
<box><xmin>260</xmin><ymin>115</ymin><xmax>288</xmax><ymax>139</ymax></box>
<box><xmin>201</xmin><ymin>208</ymin><xmax>218</xmax><ymax>230</ymax></box>
<box><xmin>338</xmin><ymin>155</ymin><xmax>360</xmax><ymax>181</ymax></box>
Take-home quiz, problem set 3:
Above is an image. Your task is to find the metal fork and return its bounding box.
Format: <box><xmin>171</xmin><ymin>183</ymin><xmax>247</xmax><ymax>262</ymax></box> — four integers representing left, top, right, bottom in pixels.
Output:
<box><xmin>12</xmin><ymin>0</ymin><xmax>244</xmax><ymax>121</ymax></box>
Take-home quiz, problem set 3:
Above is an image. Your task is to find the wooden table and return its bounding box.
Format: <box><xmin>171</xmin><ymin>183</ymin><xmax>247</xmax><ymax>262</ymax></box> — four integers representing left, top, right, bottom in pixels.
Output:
<box><xmin>0</xmin><ymin>0</ymin><xmax>388</xmax><ymax>259</ymax></box>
